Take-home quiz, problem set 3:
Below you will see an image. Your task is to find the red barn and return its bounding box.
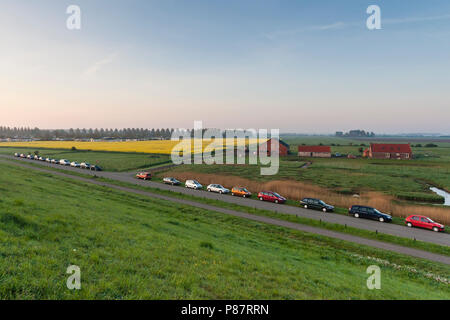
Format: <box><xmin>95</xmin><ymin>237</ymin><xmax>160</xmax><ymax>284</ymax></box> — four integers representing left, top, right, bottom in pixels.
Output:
<box><xmin>368</xmin><ymin>143</ymin><xmax>412</xmax><ymax>159</ymax></box>
<box><xmin>298</xmin><ymin>146</ymin><xmax>331</xmax><ymax>158</ymax></box>
<box><xmin>259</xmin><ymin>138</ymin><xmax>290</xmax><ymax>156</ymax></box>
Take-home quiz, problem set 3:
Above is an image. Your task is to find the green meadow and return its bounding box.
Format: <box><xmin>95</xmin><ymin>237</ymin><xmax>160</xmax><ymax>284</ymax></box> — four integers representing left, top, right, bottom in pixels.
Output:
<box><xmin>0</xmin><ymin>162</ymin><xmax>449</xmax><ymax>299</ymax></box>
<box><xmin>165</xmin><ymin>136</ymin><xmax>450</xmax><ymax>203</ymax></box>
<box><xmin>0</xmin><ymin>147</ymin><xmax>171</xmax><ymax>172</ymax></box>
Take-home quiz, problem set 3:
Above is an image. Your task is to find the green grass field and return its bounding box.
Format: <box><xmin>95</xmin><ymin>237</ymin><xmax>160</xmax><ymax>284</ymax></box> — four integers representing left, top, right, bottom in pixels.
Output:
<box><xmin>2</xmin><ymin>136</ymin><xmax>449</xmax><ymax>203</ymax></box>
<box><xmin>166</xmin><ymin>157</ymin><xmax>449</xmax><ymax>202</ymax></box>
<box><xmin>0</xmin><ymin>147</ymin><xmax>171</xmax><ymax>172</ymax></box>
<box><xmin>0</xmin><ymin>162</ymin><xmax>449</xmax><ymax>299</ymax></box>
<box><xmin>165</xmin><ymin>135</ymin><xmax>450</xmax><ymax>204</ymax></box>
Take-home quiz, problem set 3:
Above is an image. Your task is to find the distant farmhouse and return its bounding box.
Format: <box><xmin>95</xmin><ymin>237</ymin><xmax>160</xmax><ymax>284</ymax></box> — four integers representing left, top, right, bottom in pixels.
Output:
<box><xmin>364</xmin><ymin>143</ymin><xmax>412</xmax><ymax>160</ymax></box>
<box><xmin>336</xmin><ymin>130</ymin><xmax>375</xmax><ymax>137</ymax></box>
<box><xmin>259</xmin><ymin>138</ymin><xmax>290</xmax><ymax>156</ymax></box>
<box><xmin>298</xmin><ymin>146</ymin><xmax>331</xmax><ymax>158</ymax></box>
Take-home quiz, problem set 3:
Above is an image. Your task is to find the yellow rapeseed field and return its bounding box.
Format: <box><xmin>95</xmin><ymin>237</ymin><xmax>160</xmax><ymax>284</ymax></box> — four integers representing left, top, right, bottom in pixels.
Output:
<box><xmin>0</xmin><ymin>139</ymin><xmax>265</xmax><ymax>154</ymax></box>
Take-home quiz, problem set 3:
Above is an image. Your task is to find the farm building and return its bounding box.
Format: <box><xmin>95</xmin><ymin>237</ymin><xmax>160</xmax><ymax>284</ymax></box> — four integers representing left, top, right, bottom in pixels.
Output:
<box><xmin>298</xmin><ymin>146</ymin><xmax>331</xmax><ymax>158</ymax></box>
<box><xmin>366</xmin><ymin>143</ymin><xmax>412</xmax><ymax>159</ymax></box>
<box><xmin>259</xmin><ymin>138</ymin><xmax>290</xmax><ymax>156</ymax></box>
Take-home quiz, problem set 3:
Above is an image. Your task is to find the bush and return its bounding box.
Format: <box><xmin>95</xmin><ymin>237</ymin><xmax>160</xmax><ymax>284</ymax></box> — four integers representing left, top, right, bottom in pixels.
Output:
<box><xmin>199</xmin><ymin>241</ymin><xmax>214</xmax><ymax>250</ymax></box>
<box><xmin>425</xmin><ymin>143</ymin><xmax>438</xmax><ymax>148</ymax></box>
<box><xmin>71</xmin><ymin>146</ymin><xmax>77</xmax><ymax>151</ymax></box>
<box><xmin>396</xmin><ymin>192</ymin><xmax>444</xmax><ymax>204</ymax></box>
<box><xmin>13</xmin><ymin>199</ymin><xmax>24</xmax><ymax>206</ymax></box>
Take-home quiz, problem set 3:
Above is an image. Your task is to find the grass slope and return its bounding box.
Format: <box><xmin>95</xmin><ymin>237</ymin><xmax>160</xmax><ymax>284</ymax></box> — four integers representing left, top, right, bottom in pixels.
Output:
<box><xmin>0</xmin><ymin>147</ymin><xmax>170</xmax><ymax>172</ymax></box>
<box><xmin>0</xmin><ymin>163</ymin><xmax>449</xmax><ymax>299</ymax></box>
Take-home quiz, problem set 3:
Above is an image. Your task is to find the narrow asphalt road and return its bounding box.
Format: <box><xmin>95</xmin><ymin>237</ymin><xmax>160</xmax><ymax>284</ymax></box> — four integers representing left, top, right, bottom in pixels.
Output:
<box><xmin>1</xmin><ymin>156</ymin><xmax>449</xmax><ymax>265</ymax></box>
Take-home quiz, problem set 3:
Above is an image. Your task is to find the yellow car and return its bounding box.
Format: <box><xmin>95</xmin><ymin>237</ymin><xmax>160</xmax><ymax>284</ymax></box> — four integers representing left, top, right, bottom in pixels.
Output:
<box><xmin>231</xmin><ymin>187</ymin><xmax>252</xmax><ymax>198</ymax></box>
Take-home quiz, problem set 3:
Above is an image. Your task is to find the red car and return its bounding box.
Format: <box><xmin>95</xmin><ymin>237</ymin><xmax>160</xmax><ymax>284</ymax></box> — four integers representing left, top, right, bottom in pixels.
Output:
<box><xmin>405</xmin><ymin>215</ymin><xmax>445</xmax><ymax>232</ymax></box>
<box><xmin>257</xmin><ymin>191</ymin><xmax>286</xmax><ymax>204</ymax></box>
<box><xmin>136</xmin><ymin>172</ymin><xmax>152</xmax><ymax>180</ymax></box>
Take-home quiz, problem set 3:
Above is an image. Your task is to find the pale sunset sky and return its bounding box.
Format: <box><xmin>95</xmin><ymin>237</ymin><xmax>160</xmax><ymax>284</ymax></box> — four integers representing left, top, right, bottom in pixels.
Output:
<box><xmin>1</xmin><ymin>0</ymin><xmax>449</xmax><ymax>133</ymax></box>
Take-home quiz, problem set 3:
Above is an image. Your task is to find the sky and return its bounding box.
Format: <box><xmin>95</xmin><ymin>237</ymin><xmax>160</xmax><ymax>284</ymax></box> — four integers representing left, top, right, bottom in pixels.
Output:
<box><xmin>1</xmin><ymin>0</ymin><xmax>449</xmax><ymax>134</ymax></box>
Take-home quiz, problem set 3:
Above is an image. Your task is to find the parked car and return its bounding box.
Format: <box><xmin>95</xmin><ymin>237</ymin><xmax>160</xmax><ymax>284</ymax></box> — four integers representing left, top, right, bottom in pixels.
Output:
<box><xmin>300</xmin><ymin>198</ymin><xmax>334</xmax><ymax>212</ymax></box>
<box><xmin>136</xmin><ymin>172</ymin><xmax>152</xmax><ymax>180</ymax></box>
<box><xmin>33</xmin><ymin>155</ymin><xmax>39</xmax><ymax>160</ymax></box>
<box><xmin>90</xmin><ymin>165</ymin><xmax>102</xmax><ymax>171</ymax></box>
<box><xmin>348</xmin><ymin>205</ymin><xmax>392</xmax><ymax>222</ymax></box>
<box><xmin>163</xmin><ymin>177</ymin><xmax>181</xmax><ymax>185</ymax></box>
<box><xmin>207</xmin><ymin>184</ymin><xmax>230</xmax><ymax>194</ymax></box>
<box><xmin>39</xmin><ymin>156</ymin><xmax>45</xmax><ymax>161</ymax></box>
<box><xmin>185</xmin><ymin>180</ymin><xmax>203</xmax><ymax>190</ymax></box>
<box><xmin>51</xmin><ymin>159</ymin><xmax>59</xmax><ymax>164</ymax></box>
<box><xmin>70</xmin><ymin>161</ymin><xmax>80</xmax><ymax>168</ymax></box>
<box><xmin>405</xmin><ymin>215</ymin><xmax>444</xmax><ymax>232</ymax></box>
<box><xmin>231</xmin><ymin>187</ymin><xmax>252</xmax><ymax>198</ymax></box>
<box><xmin>257</xmin><ymin>191</ymin><xmax>286</xmax><ymax>204</ymax></box>
<box><xmin>14</xmin><ymin>153</ymin><xmax>19</xmax><ymax>157</ymax></box>
<box><xmin>20</xmin><ymin>154</ymin><xmax>26</xmax><ymax>158</ymax></box>
<box><xmin>45</xmin><ymin>157</ymin><xmax>51</xmax><ymax>162</ymax></box>
<box><xmin>80</xmin><ymin>162</ymin><xmax>91</xmax><ymax>169</ymax></box>
<box><xmin>59</xmin><ymin>159</ymin><xmax>71</xmax><ymax>166</ymax></box>
<box><xmin>26</xmin><ymin>154</ymin><xmax>33</xmax><ymax>159</ymax></box>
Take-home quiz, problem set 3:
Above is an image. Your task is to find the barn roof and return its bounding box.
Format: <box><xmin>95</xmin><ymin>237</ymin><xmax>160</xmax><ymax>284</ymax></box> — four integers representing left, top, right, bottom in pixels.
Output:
<box><xmin>263</xmin><ymin>138</ymin><xmax>290</xmax><ymax>148</ymax></box>
<box><xmin>298</xmin><ymin>145</ymin><xmax>331</xmax><ymax>153</ymax></box>
<box><xmin>370</xmin><ymin>143</ymin><xmax>412</xmax><ymax>153</ymax></box>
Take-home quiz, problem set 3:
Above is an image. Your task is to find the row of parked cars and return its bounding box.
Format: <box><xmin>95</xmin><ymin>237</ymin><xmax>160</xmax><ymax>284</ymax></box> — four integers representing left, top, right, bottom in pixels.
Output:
<box><xmin>14</xmin><ymin>153</ymin><xmax>102</xmax><ymax>171</ymax></box>
<box><xmin>135</xmin><ymin>171</ymin><xmax>446</xmax><ymax>232</ymax></box>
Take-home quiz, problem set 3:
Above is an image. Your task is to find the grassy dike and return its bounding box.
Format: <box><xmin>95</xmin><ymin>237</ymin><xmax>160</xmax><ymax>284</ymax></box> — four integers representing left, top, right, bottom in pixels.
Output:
<box><xmin>104</xmin><ymin>179</ymin><xmax>450</xmax><ymax>256</ymax></box>
<box><xmin>3</xmin><ymin>157</ymin><xmax>449</xmax><ymax>257</ymax></box>
<box><xmin>0</xmin><ymin>162</ymin><xmax>449</xmax><ymax>299</ymax></box>
<box><xmin>0</xmin><ymin>147</ymin><xmax>171</xmax><ymax>172</ymax></box>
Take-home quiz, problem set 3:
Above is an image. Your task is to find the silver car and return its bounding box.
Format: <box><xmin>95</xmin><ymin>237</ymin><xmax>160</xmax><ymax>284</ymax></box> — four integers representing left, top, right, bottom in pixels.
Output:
<box><xmin>207</xmin><ymin>184</ymin><xmax>230</xmax><ymax>194</ymax></box>
<box><xmin>163</xmin><ymin>177</ymin><xmax>181</xmax><ymax>185</ymax></box>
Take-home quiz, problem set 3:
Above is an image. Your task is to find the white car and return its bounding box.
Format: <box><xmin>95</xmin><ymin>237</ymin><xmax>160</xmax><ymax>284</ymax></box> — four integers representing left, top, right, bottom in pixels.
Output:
<box><xmin>70</xmin><ymin>161</ymin><xmax>80</xmax><ymax>168</ymax></box>
<box><xmin>14</xmin><ymin>153</ymin><xmax>19</xmax><ymax>157</ymax></box>
<box><xmin>185</xmin><ymin>180</ymin><xmax>203</xmax><ymax>190</ymax></box>
<box><xmin>59</xmin><ymin>159</ymin><xmax>70</xmax><ymax>166</ymax></box>
<box><xmin>34</xmin><ymin>155</ymin><xmax>39</xmax><ymax>160</ymax></box>
<box><xmin>80</xmin><ymin>162</ymin><xmax>91</xmax><ymax>169</ymax></box>
<box><xmin>45</xmin><ymin>157</ymin><xmax>51</xmax><ymax>162</ymax></box>
<box><xmin>207</xmin><ymin>184</ymin><xmax>230</xmax><ymax>194</ymax></box>
<box><xmin>26</xmin><ymin>154</ymin><xmax>33</xmax><ymax>159</ymax></box>
<box><xmin>51</xmin><ymin>159</ymin><xmax>59</xmax><ymax>164</ymax></box>
<box><xmin>39</xmin><ymin>156</ymin><xmax>45</xmax><ymax>161</ymax></box>
<box><xmin>20</xmin><ymin>153</ymin><xmax>26</xmax><ymax>158</ymax></box>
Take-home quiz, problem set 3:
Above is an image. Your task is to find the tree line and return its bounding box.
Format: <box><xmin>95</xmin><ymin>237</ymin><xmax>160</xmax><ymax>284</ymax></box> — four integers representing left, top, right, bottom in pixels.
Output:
<box><xmin>0</xmin><ymin>127</ymin><xmax>263</xmax><ymax>140</ymax></box>
<box><xmin>0</xmin><ymin>126</ymin><xmax>178</xmax><ymax>140</ymax></box>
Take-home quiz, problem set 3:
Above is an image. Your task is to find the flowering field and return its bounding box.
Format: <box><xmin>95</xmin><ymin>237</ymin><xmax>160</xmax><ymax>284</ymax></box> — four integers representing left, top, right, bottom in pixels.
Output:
<box><xmin>0</xmin><ymin>139</ymin><xmax>264</xmax><ymax>155</ymax></box>
<box><xmin>0</xmin><ymin>141</ymin><xmax>180</xmax><ymax>154</ymax></box>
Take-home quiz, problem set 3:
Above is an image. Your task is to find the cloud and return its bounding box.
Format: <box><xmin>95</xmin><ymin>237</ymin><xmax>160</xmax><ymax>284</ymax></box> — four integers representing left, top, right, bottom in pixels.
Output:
<box><xmin>309</xmin><ymin>21</ymin><xmax>347</xmax><ymax>31</ymax></box>
<box><xmin>384</xmin><ymin>14</ymin><xmax>450</xmax><ymax>25</ymax></box>
<box><xmin>83</xmin><ymin>53</ymin><xmax>118</xmax><ymax>77</ymax></box>
<box><xmin>264</xmin><ymin>13</ymin><xmax>450</xmax><ymax>39</ymax></box>
<box><xmin>264</xmin><ymin>22</ymin><xmax>347</xmax><ymax>39</ymax></box>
